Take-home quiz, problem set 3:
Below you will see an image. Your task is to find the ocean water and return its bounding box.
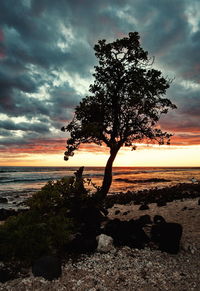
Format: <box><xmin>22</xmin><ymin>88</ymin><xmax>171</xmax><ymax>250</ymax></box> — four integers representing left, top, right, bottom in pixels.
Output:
<box><xmin>0</xmin><ymin>166</ymin><xmax>200</xmax><ymax>208</ymax></box>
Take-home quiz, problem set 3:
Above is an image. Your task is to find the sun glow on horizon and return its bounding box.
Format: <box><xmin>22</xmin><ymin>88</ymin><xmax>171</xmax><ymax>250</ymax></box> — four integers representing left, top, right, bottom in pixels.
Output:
<box><xmin>1</xmin><ymin>145</ymin><xmax>200</xmax><ymax>167</ymax></box>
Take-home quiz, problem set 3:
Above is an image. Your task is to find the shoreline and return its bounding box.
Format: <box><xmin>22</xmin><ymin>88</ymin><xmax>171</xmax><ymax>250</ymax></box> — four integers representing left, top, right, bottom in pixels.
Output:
<box><xmin>0</xmin><ymin>182</ymin><xmax>200</xmax><ymax>220</ymax></box>
<box><xmin>106</xmin><ymin>182</ymin><xmax>200</xmax><ymax>206</ymax></box>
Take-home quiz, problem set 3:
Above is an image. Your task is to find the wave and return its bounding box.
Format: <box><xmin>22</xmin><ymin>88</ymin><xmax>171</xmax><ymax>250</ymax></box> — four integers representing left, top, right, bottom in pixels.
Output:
<box><xmin>0</xmin><ymin>169</ymin><xmax>19</xmax><ymax>173</ymax></box>
<box><xmin>0</xmin><ymin>166</ymin><xmax>199</xmax><ymax>174</ymax></box>
<box><xmin>0</xmin><ymin>177</ymin><xmax>54</xmax><ymax>184</ymax></box>
<box><xmin>84</xmin><ymin>173</ymin><xmax>104</xmax><ymax>177</ymax></box>
<box><xmin>84</xmin><ymin>170</ymin><xmax>151</xmax><ymax>177</ymax></box>
<box><xmin>114</xmin><ymin>168</ymin><xmax>200</xmax><ymax>175</ymax></box>
<box><xmin>0</xmin><ymin>167</ymin><xmax>73</xmax><ymax>173</ymax></box>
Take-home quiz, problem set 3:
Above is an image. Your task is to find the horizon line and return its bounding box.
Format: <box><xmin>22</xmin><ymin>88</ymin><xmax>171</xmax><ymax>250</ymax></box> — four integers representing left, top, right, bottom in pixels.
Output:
<box><xmin>1</xmin><ymin>165</ymin><xmax>200</xmax><ymax>168</ymax></box>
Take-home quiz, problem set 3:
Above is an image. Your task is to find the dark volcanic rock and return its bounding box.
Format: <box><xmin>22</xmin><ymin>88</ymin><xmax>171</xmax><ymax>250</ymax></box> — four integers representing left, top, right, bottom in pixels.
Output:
<box><xmin>139</xmin><ymin>204</ymin><xmax>149</xmax><ymax>210</ymax></box>
<box><xmin>105</xmin><ymin>183</ymin><xmax>200</xmax><ymax>208</ymax></box>
<box><xmin>0</xmin><ymin>268</ymin><xmax>14</xmax><ymax>283</ymax></box>
<box><xmin>182</xmin><ymin>206</ymin><xmax>188</xmax><ymax>211</ymax></box>
<box><xmin>103</xmin><ymin>215</ymin><xmax>151</xmax><ymax>249</ymax></box>
<box><xmin>115</xmin><ymin>178</ymin><xmax>170</xmax><ymax>183</ymax></box>
<box><xmin>68</xmin><ymin>233</ymin><xmax>98</xmax><ymax>253</ymax></box>
<box><xmin>114</xmin><ymin>210</ymin><xmax>121</xmax><ymax>215</ymax></box>
<box><xmin>32</xmin><ymin>256</ymin><xmax>62</xmax><ymax>281</ymax></box>
<box><xmin>0</xmin><ymin>263</ymin><xmax>20</xmax><ymax>283</ymax></box>
<box><xmin>0</xmin><ymin>197</ymin><xmax>8</xmax><ymax>203</ymax></box>
<box><xmin>122</xmin><ymin>211</ymin><xmax>130</xmax><ymax>215</ymax></box>
<box><xmin>156</xmin><ymin>200</ymin><xmax>167</xmax><ymax>207</ymax></box>
<box><xmin>151</xmin><ymin>215</ymin><xmax>182</xmax><ymax>254</ymax></box>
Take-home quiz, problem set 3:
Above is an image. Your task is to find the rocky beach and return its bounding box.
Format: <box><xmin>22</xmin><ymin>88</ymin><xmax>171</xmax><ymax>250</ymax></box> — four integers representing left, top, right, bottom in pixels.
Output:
<box><xmin>0</xmin><ymin>182</ymin><xmax>200</xmax><ymax>290</ymax></box>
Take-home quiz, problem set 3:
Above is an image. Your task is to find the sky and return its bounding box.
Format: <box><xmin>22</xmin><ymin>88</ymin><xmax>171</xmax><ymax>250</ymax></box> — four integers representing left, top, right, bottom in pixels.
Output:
<box><xmin>0</xmin><ymin>0</ymin><xmax>200</xmax><ymax>167</ymax></box>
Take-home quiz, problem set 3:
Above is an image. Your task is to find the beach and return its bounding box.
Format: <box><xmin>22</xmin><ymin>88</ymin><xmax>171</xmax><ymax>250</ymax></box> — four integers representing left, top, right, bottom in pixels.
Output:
<box><xmin>1</xmin><ymin>182</ymin><xmax>200</xmax><ymax>290</ymax></box>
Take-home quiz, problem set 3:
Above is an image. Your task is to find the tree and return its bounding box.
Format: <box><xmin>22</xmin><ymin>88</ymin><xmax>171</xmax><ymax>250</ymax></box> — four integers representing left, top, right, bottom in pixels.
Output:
<box><xmin>62</xmin><ymin>32</ymin><xmax>176</xmax><ymax>201</ymax></box>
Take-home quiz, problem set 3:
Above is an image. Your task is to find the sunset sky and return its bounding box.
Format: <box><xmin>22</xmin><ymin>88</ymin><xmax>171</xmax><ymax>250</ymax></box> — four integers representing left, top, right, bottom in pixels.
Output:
<box><xmin>0</xmin><ymin>0</ymin><xmax>200</xmax><ymax>167</ymax></box>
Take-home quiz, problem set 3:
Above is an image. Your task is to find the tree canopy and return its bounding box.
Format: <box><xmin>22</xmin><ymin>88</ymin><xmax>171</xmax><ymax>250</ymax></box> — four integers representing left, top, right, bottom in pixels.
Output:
<box><xmin>62</xmin><ymin>32</ymin><xmax>176</xmax><ymax>199</ymax></box>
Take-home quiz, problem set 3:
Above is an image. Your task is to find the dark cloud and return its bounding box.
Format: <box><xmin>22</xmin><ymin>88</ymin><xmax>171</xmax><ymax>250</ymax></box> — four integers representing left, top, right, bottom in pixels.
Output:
<box><xmin>160</xmin><ymin>83</ymin><xmax>200</xmax><ymax>133</ymax></box>
<box><xmin>0</xmin><ymin>119</ymin><xmax>50</xmax><ymax>133</ymax></box>
<box><xmin>0</xmin><ymin>0</ymin><xmax>199</xmax><ymax>156</ymax></box>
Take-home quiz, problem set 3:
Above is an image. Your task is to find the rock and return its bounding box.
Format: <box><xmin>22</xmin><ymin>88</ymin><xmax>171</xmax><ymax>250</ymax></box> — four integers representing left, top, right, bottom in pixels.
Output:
<box><xmin>138</xmin><ymin>215</ymin><xmax>152</xmax><ymax>225</ymax></box>
<box><xmin>181</xmin><ymin>206</ymin><xmax>187</xmax><ymax>211</ymax></box>
<box><xmin>139</xmin><ymin>204</ymin><xmax>149</xmax><ymax>210</ymax></box>
<box><xmin>0</xmin><ymin>269</ymin><xmax>10</xmax><ymax>283</ymax></box>
<box><xmin>156</xmin><ymin>200</ymin><xmax>167</xmax><ymax>207</ymax></box>
<box><xmin>126</xmin><ymin>215</ymin><xmax>152</xmax><ymax>249</ymax></box>
<box><xmin>182</xmin><ymin>241</ymin><xmax>190</xmax><ymax>252</ymax></box>
<box><xmin>122</xmin><ymin>211</ymin><xmax>130</xmax><ymax>215</ymax></box>
<box><xmin>96</xmin><ymin>234</ymin><xmax>114</xmax><ymax>253</ymax></box>
<box><xmin>114</xmin><ymin>210</ymin><xmax>121</xmax><ymax>215</ymax></box>
<box><xmin>198</xmin><ymin>198</ymin><xmax>200</xmax><ymax>205</ymax></box>
<box><xmin>0</xmin><ymin>267</ymin><xmax>14</xmax><ymax>283</ymax></box>
<box><xmin>182</xmin><ymin>242</ymin><xmax>197</xmax><ymax>254</ymax></box>
<box><xmin>151</xmin><ymin>215</ymin><xmax>182</xmax><ymax>254</ymax></box>
<box><xmin>68</xmin><ymin>233</ymin><xmax>98</xmax><ymax>253</ymax></box>
<box><xmin>0</xmin><ymin>263</ymin><xmax>19</xmax><ymax>283</ymax></box>
<box><xmin>32</xmin><ymin>256</ymin><xmax>62</xmax><ymax>281</ymax></box>
<box><xmin>0</xmin><ymin>197</ymin><xmax>8</xmax><ymax>203</ymax></box>
<box><xmin>103</xmin><ymin>216</ymin><xmax>151</xmax><ymax>249</ymax></box>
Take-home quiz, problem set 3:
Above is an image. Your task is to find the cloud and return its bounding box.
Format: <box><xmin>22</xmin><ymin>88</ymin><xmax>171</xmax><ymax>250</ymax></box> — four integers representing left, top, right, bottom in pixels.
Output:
<box><xmin>0</xmin><ymin>119</ymin><xmax>50</xmax><ymax>133</ymax></box>
<box><xmin>0</xmin><ymin>0</ymin><xmax>200</xmax><ymax>161</ymax></box>
<box><xmin>160</xmin><ymin>83</ymin><xmax>200</xmax><ymax>135</ymax></box>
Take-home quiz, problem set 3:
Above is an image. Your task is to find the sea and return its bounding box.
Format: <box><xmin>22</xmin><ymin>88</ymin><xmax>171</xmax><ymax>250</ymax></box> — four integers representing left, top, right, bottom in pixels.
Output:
<box><xmin>0</xmin><ymin>166</ymin><xmax>200</xmax><ymax>209</ymax></box>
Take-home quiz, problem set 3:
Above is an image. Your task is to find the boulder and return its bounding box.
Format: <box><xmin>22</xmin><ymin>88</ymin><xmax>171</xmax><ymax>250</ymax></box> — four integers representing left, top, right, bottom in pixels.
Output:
<box><xmin>96</xmin><ymin>234</ymin><xmax>114</xmax><ymax>253</ymax></box>
<box><xmin>103</xmin><ymin>216</ymin><xmax>151</xmax><ymax>249</ymax></box>
<box><xmin>126</xmin><ymin>216</ymin><xmax>151</xmax><ymax>249</ymax></box>
<box><xmin>32</xmin><ymin>256</ymin><xmax>62</xmax><ymax>281</ymax></box>
<box><xmin>151</xmin><ymin>215</ymin><xmax>182</xmax><ymax>254</ymax></box>
<box><xmin>69</xmin><ymin>233</ymin><xmax>98</xmax><ymax>253</ymax></box>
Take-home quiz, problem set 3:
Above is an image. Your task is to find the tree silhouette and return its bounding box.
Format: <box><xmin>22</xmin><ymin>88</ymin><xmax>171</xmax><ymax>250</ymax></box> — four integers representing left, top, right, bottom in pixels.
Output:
<box><xmin>62</xmin><ymin>32</ymin><xmax>176</xmax><ymax>201</ymax></box>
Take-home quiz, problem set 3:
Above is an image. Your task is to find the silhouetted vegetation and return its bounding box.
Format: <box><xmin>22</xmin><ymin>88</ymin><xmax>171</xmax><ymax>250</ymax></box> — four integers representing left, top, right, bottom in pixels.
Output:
<box><xmin>0</xmin><ymin>168</ymin><xmax>95</xmax><ymax>263</ymax></box>
<box><xmin>62</xmin><ymin>32</ymin><xmax>176</xmax><ymax>200</ymax></box>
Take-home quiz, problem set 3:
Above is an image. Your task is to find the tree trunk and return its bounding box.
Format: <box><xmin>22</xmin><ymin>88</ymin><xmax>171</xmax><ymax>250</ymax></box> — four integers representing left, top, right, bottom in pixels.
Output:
<box><xmin>95</xmin><ymin>147</ymin><xmax>119</xmax><ymax>201</ymax></box>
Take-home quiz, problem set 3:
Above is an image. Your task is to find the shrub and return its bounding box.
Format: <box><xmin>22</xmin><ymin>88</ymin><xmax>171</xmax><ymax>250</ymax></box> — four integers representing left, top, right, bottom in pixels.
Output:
<box><xmin>0</xmin><ymin>167</ymin><xmax>90</xmax><ymax>263</ymax></box>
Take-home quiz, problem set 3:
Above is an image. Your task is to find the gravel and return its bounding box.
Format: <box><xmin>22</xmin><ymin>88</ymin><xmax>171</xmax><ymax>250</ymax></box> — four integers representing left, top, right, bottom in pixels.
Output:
<box><xmin>1</xmin><ymin>197</ymin><xmax>200</xmax><ymax>291</ymax></box>
<box><xmin>1</xmin><ymin>246</ymin><xmax>200</xmax><ymax>291</ymax></box>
